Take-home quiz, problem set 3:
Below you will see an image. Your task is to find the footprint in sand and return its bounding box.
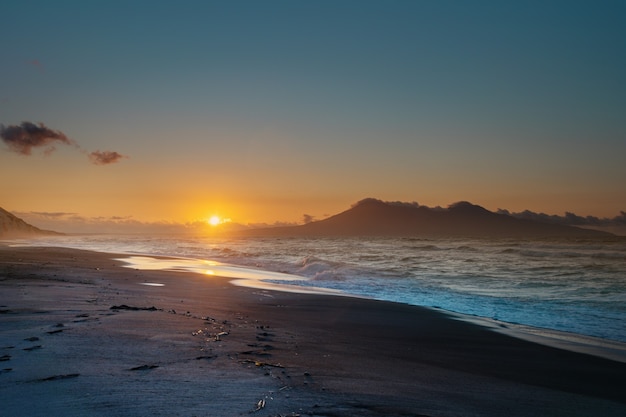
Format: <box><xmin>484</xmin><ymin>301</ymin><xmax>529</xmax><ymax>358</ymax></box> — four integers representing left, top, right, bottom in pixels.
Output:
<box><xmin>255</xmin><ymin>331</ymin><xmax>274</xmax><ymax>342</ymax></box>
<box><xmin>46</xmin><ymin>323</ymin><xmax>66</xmax><ymax>334</ymax></box>
<box><xmin>23</xmin><ymin>345</ymin><xmax>42</xmax><ymax>351</ymax></box>
<box><xmin>35</xmin><ymin>373</ymin><xmax>80</xmax><ymax>382</ymax></box>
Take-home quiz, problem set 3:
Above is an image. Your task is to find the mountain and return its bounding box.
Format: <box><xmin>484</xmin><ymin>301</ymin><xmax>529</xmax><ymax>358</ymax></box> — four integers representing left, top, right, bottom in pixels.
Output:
<box><xmin>242</xmin><ymin>199</ymin><xmax>613</xmax><ymax>238</ymax></box>
<box><xmin>0</xmin><ymin>207</ymin><xmax>62</xmax><ymax>238</ymax></box>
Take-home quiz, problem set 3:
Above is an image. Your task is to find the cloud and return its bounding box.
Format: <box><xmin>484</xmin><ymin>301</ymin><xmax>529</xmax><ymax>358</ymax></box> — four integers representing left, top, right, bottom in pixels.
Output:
<box><xmin>352</xmin><ymin>198</ymin><xmax>422</xmax><ymax>209</ymax></box>
<box><xmin>30</xmin><ymin>211</ymin><xmax>78</xmax><ymax>218</ymax></box>
<box><xmin>496</xmin><ymin>208</ymin><xmax>626</xmax><ymax>227</ymax></box>
<box><xmin>26</xmin><ymin>59</ymin><xmax>44</xmax><ymax>72</ymax></box>
<box><xmin>14</xmin><ymin>211</ymin><xmax>224</xmax><ymax>234</ymax></box>
<box><xmin>89</xmin><ymin>150</ymin><xmax>127</xmax><ymax>165</ymax></box>
<box><xmin>0</xmin><ymin>121</ymin><xmax>74</xmax><ymax>155</ymax></box>
<box><xmin>1</xmin><ymin>121</ymin><xmax>127</xmax><ymax>165</ymax></box>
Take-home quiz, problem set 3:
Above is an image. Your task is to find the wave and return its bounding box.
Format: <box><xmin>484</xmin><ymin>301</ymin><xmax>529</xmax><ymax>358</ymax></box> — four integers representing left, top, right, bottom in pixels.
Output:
<box><xmin>454</xmin><ymin>245</ymin><xmax>480</xmax><ymax>252</ymax></box>
<box><xmin>397</xmin><ymin>242</ymin><xmax>442</xmax><ymax>251</ymax></box>
<box><xmin>293</xmin><ymin>256</ymin><xmax>346</xmax><ymax>281</ymax></box>
<box><xmin>591</xmin><ymin>252</ymin><xmax>626</xmax><ymax>260</ymax></box>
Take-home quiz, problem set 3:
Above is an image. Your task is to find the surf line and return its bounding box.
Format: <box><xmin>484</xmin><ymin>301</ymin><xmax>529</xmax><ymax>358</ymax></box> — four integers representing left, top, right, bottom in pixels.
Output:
<box><xmin>115</xmin><ymin>255</ymin><xmax>346</xmax><ymax>296</ymax></box>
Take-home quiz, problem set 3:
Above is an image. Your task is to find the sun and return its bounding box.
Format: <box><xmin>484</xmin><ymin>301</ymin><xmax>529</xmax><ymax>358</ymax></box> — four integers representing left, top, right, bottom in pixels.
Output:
<box><xmin>205</xmin><ymin>214</ymin><xmax>232</xmax><ymax>227</ymax></box>
<box><xmin>208</xmin><ymin>215</ymin><xmax>222</xmax><ymax>226</ymax></box>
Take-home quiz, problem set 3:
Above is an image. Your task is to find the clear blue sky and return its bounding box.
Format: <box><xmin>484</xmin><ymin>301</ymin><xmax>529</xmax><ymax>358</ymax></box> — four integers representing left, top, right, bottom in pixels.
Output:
<box><xmin>2</xmin><ymin>0</ymin><xmax>625</xmax><ymax>226</ymax></box>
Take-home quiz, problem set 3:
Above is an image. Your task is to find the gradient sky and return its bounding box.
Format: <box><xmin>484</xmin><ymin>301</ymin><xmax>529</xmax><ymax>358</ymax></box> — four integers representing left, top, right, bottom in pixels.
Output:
<box><xmin>2</xmin><ymin>0</ymin><xmax>625</xmax><ymax>230</ymax></box>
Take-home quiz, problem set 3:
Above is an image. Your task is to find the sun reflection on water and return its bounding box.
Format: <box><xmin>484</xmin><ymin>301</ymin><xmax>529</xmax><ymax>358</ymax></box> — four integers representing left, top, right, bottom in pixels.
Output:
<box><xmin>115</xmin><ymin>255</ymin><xmax>345</xmax><ymax>296</ymax></box>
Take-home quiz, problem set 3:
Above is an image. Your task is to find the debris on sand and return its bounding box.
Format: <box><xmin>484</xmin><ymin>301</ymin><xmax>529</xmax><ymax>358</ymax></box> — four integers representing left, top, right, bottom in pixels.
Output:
<box><xmin>214</xmin><ymin>331</ymin><xmax>229</xmax><ymax>341</ymax></box>
<box><xmin>23</xmin><ymin>345</ymin><xmax>42</xmax><ymax>351</ymax></box>
<box><xmin>110</xmin><ymin>305</ymin><xmax>160</xmax><ymax>311</ymax></box>
<box><xmin>36</xmin><ymin>373</ymin><xmax>80</xmax><ymax>382</ymax></box>
<box><xmin>128</xmin><ymin>364</ymin><xmax>159</xmax><ymax>371</ymax></box>
<box><xmin>240</xmin><ymin>359</ymin><xmax>284</xmax><ymax>368</ymax></box>
<box><xmin>252</xmin><ymin>398</ymin><xmax>265</xmax><ymax>412</ymax></box>
<box><xmin>195</xmin><ymin>355</ymin><xmax>217</xmax><ymax>361</ymax></box>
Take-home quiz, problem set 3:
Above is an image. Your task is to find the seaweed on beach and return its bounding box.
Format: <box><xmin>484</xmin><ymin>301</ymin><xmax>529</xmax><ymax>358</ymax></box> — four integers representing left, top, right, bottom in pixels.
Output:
<box><xmin>128</xmin><ymin>364</ymin><xmax>159</xmax><ymax>371</ymax></box>
<box><xmin>36</xmin><ymin>373</ymin><xmax>80</xmax><ymax>382</ymax></box>
<box><xmin>23</xmin><ymin>345</ymin><xmax>42</xmax><ymax>351</ymax></box>
<box><xmin>110</xmin><ymin>305</ymin><xmax>160</xmax><ymax>311</ymax></box>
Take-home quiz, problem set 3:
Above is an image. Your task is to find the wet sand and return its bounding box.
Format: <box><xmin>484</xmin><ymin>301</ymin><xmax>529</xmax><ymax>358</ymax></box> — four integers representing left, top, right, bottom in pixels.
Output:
<box><xmin>1</xmin><ymin>245</ymin><xmax>626</xmax><ymax>416</ymax></box>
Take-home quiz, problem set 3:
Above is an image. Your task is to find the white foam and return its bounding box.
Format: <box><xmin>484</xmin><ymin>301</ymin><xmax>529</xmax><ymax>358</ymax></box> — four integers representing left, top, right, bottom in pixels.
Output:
<box><xmin>116</xmin><ymin>255</ymin><xmax>345</xmax><ymax>296</ymax></box>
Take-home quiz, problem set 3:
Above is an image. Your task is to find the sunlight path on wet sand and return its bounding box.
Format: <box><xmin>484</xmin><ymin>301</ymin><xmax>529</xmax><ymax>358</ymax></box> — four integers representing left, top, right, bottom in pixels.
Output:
<box><xmin>115</xmin><ymin>255</ymin><xmax>346</xmax><ymax>296</ymax></box>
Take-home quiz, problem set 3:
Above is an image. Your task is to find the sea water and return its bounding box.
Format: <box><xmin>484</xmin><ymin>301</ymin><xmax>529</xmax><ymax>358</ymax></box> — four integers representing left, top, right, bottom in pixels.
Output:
<box><xmin>10</xmin><ymin>234</ymin><xmax>626</xmax><ymax>343</ymax></box>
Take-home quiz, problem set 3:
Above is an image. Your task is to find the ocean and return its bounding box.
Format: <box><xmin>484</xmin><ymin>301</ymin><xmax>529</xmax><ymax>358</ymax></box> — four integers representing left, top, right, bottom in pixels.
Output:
<box><xmin>10</xmin><ymin>234</ymin><xmax>626</xmax><ymax>343</ymax></box>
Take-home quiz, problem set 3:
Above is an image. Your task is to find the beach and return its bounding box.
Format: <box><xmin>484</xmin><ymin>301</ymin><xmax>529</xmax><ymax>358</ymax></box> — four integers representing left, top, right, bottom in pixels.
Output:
<box><xmin>1</xmin><ymin>245</ymin><xmax>626</xmax><ymax>416</ymax></box>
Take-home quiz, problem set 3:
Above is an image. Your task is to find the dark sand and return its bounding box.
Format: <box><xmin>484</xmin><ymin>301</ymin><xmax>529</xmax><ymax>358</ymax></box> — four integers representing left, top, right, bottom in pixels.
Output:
<box><xmin>1</xmin><ymin>245</ymin><xmax>625</xmax><ymax>416</ymax></box>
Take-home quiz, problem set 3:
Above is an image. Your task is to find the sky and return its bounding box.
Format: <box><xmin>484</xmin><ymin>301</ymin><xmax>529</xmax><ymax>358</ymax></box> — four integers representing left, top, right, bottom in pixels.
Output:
<box><xmin>2</xmin><ymin>0</ymin><xmax>625</xmax><ymax>232</ymax></box>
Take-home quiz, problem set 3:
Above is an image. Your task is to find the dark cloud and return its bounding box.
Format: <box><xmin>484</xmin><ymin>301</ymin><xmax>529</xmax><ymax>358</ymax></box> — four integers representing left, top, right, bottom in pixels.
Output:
<box><xmin>352</xmin><ymin>198</ymin><xmax>422</xmax><ymax>209</ymax></box>
<box><xmin>1</xmin><ymin>121</ymin><xmax>127</xmax><ymax>165</ymax></box>
<box><xmin>89</xmin><ymin>150</ymin><xmax>127</xmax><ymax>165</ymax></box>
<box><xmin>0</xmin><ymin>121</ymin><xmax>74</xmax><ymax>155</ymax></box>
<box><xmin>496</xmin><ymin>209</ymin><xmax>626</xmax><ymax>227</ymax></box>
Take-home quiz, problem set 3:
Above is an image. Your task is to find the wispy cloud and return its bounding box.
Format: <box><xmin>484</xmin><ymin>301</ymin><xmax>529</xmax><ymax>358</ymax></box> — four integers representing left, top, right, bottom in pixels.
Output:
<box><xmin>26</xmin><ymin>59</ymin><xmax>44</xmax><ymax>72</ymax></box>
<box><xmin>14</xmin><ymin>211</ymin><xmax>210</xmax><ymax>234</ymax></box>
<box><xmin>13</xmin><ymin>210</ymin><xmax>296</xmax><ymax>234</ymax></box>
<box><xmin>89</xmin><ymin>150</ymin><xmax>127</xmax><ymax>165</ymax></box>
<box><xmin>1</xmin><ymin>121</ymin><xmax>128</xmax><ymax>165</ymax></box>
<box><xmin>30</xmin><ymin>211</ymin><xmax>78</xmax><ymax>218</ymax></box>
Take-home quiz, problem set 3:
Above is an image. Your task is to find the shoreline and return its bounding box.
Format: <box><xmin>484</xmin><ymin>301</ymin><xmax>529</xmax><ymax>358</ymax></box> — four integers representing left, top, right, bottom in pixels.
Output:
<box><xmin>2</xmin><ymin>245</ymin><xmax>626</xmax><ymax>416</ymax></box>
<box><xmin>116</xmin><ymin>252</ymin><xmax>626</xmax><ymax>363</ymax></box>
<box><xmin>8</xmin><ymin>239</ymin><xmax>626</xmax><ymax>346</ymax></box>
<box><xmin>8</xmin><ymin>234</ymin><xmax>626</xmax><ymax>344</ymax></box>
<box><xmin>447</xmin><ymin>311</ymin><xmax>626</xmax><ymax>364</ymax></box>
<box><xmin>6</xmin><ymin>242</ymin><xmax>626</xmax><ymax>360</ymax></box>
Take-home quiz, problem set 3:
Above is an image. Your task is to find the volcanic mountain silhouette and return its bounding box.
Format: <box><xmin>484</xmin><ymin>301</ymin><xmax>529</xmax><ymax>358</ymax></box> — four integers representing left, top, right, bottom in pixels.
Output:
<box><xmin>243</xmin><ymin>199</ymin><xmax>613</xmax><ymax>238</ymax></box>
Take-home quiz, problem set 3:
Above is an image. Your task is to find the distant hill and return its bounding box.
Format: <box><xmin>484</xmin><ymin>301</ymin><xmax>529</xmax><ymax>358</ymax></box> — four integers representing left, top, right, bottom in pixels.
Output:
<box><xmin>242</xmin><ymin>199</ymin><xmax>613</xmax><ymax>238</ymax></box>
<box><xmin>0</xmin><ymin>207</ymin><xmax>62</xmax><ymax>238</ymax></box>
